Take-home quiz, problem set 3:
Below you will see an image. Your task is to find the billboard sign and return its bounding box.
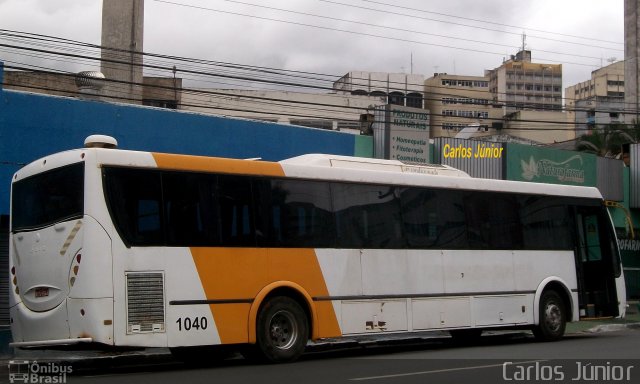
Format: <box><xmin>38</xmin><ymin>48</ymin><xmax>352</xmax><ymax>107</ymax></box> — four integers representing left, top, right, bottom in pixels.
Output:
<box><xmin>506</xmin><ymin>143</ymin><xmax>597</xmax><ymax>186</ymax></box>
<box><xmin>373</xmin><ymin>105</ymin><xmax>430</xmax><ymax>164</ymax></box>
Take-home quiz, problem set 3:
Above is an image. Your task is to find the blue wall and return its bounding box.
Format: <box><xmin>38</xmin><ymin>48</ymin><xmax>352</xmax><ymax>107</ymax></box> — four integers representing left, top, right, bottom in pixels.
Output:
<box><xmin>0</xmin><ymin>63</ymin><xmax>359</xmax><ymax>215</ymax></box>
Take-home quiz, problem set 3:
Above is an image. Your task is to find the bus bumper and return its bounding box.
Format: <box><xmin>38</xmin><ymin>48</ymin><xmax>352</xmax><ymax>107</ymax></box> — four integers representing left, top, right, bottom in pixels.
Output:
<box><xmin>10</xmin><ymin>298</ymin><xmax>114</xmax><ymax>347</ymax></box>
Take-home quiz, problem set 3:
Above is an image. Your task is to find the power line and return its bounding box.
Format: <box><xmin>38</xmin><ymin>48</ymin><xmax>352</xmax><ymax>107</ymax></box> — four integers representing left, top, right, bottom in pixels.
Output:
<box><xmin>210</xmin><ymin>0</ymin><xmax>613</xmax><ymax>61</ymax></box>
<box><xmin>3</xmin><ymin>65</ymin><xmax>634</xmax><ymax>134</ymax></box>
<box><xmin>1</xmin><ymin>28</ymin><xmax>627</xmax><ymax>107</ymax></box>
<box><xmin>150</xmin><ymin>0</ymin><xmax>605</xmax><ymax>68</ymax></box>
<box><xmin>2</xmin><ymin>30</ymin><xmax>637</xmax><ymax>124</ymax></box>
<box><xmin>319</xmin><ymin>0</ymin><xmax>622</xmax><ymax>51</ymax></box>
<box><xmin>358</xmin><ymin>0</ymin><xmax>623</xmax><ymax>46</ymax></box>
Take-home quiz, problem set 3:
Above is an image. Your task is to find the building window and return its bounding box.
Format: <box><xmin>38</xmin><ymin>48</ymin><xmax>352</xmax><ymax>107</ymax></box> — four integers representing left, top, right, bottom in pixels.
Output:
<box><xmin>388</xmin><ymin>92</ymin><xmax>405</xmax><ymax>106</ymax></box>
<box><xmin>406</xmin><ymin>93</ymin><xmax>423</xmax><ymax>108</ymax></box>
<box><xmin>143</xmin><ymin>99</ymin><xmax>178</xmax><ymax>109</ymax></box>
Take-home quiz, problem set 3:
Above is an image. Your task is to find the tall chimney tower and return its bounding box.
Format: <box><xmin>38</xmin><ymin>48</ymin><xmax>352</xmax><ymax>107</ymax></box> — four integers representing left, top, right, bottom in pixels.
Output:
<box><xmin>101</xmin><ymin>0</ymin><xmax>144</xmax><ymax>104</ymax></box>
<box><xmin>625</xmin><ymin>0</ymin><xmax>640</xmax><ymax>123</ymax></box>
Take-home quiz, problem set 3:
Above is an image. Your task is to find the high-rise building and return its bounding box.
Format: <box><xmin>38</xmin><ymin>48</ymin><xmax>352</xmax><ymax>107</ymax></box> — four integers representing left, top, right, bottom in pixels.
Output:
<box><xmin>486</xmin><ymin>50</ymin><xmax>562</xmax><ymax>113</ymax></box>
<box><xmin>424</xmin><ymin>73</ymin><xmax>499</xmax><ymax>138</ymax></box>
<box><xmin>565</xmin><ymin>61</ymin><xmax>625</xmax><ymax>133</ymax></box>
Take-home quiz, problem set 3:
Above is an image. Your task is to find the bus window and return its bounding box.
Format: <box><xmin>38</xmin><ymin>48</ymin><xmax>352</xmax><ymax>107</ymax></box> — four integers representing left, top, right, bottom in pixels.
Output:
<box><xmin>262</xmin><ymin>179</ymin><xmax>335</xmax><ymax>248</ymax></box>
<box><xmin>163</xmin><ymin>172</ymin><xmax>219</xmax><ymax>246</ymax></box>
<box><xmin>12</xmin><ymin>163</ymin><xmax>84</xmax><ymax>232</ymax></box>
<box><xmin>217</xmin><ymin>175</ymin><xmax>255</xmax><ymax>247</ymax></box>
<box><xmin>332</xmin><ymin>183</ymin><xmax>404</xmax><ymax>249</ymax></box>
<box><xmin>519</xmin><ymin>196</ymin><xmax>574</xmax><ymax>250</ymax></box>
<box><xmin>103</xmin><ymin>168</ymin><xmax>163</xmax><ymax>246</ymax></box>
<box><xmin>464</xmin><ymin>192</ymin><xmax>522</xmax><ymax>250</ymax></box>
<box><xmin>399</xmin><ymin>188</ymin><xmax>466</xmax><ymax>249</ymax></box>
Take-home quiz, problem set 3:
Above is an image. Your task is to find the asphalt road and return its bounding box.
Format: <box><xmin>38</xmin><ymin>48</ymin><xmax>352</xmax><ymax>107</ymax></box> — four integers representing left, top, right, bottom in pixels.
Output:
<box><xmin>63</xmin><ymin>328</ymin><xmax>640</xmax><ymax>384</ymax></box>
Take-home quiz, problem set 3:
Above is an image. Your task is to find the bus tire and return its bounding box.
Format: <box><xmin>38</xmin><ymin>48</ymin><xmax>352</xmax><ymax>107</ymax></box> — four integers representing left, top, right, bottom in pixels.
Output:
<box><xmin>255</xmin><ymin>296</ymin><xmax>309</xmax><ymax>363</ymax></box>
<box><xmin>533</xmin><ymin>290</ymin><xmax>566</xmax><ymax>342</ymax></box>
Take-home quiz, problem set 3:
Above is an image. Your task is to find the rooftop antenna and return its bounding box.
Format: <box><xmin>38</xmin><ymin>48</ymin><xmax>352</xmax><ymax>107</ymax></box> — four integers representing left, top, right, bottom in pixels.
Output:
<box><xmin>411</xmin><ymin>52</ymin><xmax>413</xmax><ymax>74</ymax></box>
<box><xmin>521</xmin><ymin>31</ymin><xmax>527</xmax><ymax>52</ymax></box>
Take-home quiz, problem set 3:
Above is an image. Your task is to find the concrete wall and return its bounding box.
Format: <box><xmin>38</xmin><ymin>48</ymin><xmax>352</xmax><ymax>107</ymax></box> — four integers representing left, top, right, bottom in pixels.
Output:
<box><xmin>4</xmin><ymin>71</ymin><xmax>79</xmax><ymax>97</ymax></box>
<box><xmin>181</xmin><ymin>89</ymin><xmax>382</xmax><ymax>128</ymax></box>
<box><xmin>503</xmin><ymin>110</ymin><xmax>573</xmax><ymax>143</ymax></box>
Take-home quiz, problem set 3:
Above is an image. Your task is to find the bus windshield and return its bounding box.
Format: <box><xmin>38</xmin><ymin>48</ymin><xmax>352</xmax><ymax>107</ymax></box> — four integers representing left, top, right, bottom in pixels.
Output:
<box><xmin>11</xmin><ymin>162</ymin><xmax>84</xmax><ymax>232</ymax></box>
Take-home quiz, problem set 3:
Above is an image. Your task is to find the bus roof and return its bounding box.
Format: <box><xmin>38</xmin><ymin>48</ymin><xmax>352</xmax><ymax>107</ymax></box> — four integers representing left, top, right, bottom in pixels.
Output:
<box><xmin>13</xmin><ymin>147</ymin><xmax>604</xmax><ymax>201</ymax></box>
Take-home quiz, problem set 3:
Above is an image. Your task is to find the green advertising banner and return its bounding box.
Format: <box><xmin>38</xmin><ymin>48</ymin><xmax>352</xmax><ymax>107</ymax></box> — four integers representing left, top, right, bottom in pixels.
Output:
<box><xmin>506</xmin><ymin>143</ymin><xmax>597</xmax><ymax>187</ymax></box>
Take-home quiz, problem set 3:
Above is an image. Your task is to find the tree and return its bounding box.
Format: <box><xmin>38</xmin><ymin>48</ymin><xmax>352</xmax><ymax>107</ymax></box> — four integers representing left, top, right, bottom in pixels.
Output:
<box><xmin>575</xmin><ymin>123</ymin><xmax>640</xmax><ymax>158</ymax></box>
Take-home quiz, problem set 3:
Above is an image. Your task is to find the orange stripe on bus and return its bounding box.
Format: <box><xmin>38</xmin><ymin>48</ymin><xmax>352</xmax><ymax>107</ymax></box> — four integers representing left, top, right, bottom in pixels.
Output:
<box><xmin>189</xmin><ymin>248</ymin><xmax>341</xmax><ymax>344</ymax></box>
<box><xmin>152</xmin><ymin>153</ymin><xmax>285</xmax><ymax>176</ymax></box>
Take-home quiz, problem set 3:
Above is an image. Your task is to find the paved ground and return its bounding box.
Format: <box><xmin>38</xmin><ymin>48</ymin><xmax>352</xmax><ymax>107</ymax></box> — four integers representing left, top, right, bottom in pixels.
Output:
<box><xmin>16</xmin><ymin>325</ymin><xmax>640</xmax><ymax>384</ymax></box>
<box><xmin>2</xmin><ymin>310</ymin><xmax>638</xmax><ymax>371</ymax></box>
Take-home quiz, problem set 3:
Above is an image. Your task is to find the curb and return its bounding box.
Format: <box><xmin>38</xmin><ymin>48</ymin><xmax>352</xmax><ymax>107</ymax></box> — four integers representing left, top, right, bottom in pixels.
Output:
<box><xmin>580</xmin><ymin>321</ymin><xmax>640</xmax><ymax>334</ymax></box>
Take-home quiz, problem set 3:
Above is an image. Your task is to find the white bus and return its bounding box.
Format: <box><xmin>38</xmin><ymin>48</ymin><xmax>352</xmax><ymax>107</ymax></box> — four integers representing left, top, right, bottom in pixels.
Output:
<box><xmin>9</xmin><ymin>135</ymin><xmax>626</xmax><ymax>362</ymax></box>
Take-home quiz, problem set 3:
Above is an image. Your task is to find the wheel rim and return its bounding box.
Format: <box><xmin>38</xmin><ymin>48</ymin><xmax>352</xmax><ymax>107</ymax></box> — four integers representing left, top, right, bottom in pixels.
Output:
<box><xmin>268</xmin><ymin>310</ymin><xmax>298</xmax><ymax>350</ymax></box>
<box><xmin>543</xmin><ymin>301</ymin><xmax>562</xmax><ymax>332</ymax></box>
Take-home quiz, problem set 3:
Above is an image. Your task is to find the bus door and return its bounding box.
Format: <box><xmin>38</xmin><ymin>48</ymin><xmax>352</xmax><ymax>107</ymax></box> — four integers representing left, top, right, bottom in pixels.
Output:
<box><xmin>574</xmin><ymin>207</ymin><xmax>620</xmax><ymax>319</ymax></box>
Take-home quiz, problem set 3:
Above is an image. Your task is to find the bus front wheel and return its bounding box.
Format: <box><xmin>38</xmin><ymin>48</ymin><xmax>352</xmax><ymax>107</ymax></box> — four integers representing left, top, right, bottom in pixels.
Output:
<box><xmin>533</xmin><ymin>290</ymin><xmax>566</xmax><ymax>342</ymax></box>
<box><xmin>255</xmin><ymin>296</ymin><xmax>309</xmax><ymax>363</ymax></box>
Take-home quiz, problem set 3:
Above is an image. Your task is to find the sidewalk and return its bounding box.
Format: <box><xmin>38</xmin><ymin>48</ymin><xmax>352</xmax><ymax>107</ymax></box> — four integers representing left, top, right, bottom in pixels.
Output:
<box><xmin>565</xmin><ymin>302</ymin><xmax>640</xmax><ymax>333</ymax></box>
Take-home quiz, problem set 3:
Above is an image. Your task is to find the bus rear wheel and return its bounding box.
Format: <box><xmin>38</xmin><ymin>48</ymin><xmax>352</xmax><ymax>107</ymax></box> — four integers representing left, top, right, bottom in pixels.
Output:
<box><xmin>533</xmin><ymin>290</ymin><xmax>566</xmax><ymax>341</ymax></box>
<box><xmin>255</xmin><ymin>296</ymin><xmax>309</xmax><ymax>363</ymax></box>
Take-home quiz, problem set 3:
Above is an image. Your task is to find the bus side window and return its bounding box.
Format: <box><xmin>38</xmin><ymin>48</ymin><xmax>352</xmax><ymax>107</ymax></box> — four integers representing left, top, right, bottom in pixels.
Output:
<box><xmin>137</xmin><ymin>199</ymin><xmax>161</xmax><ymax>235</ymax></box>
<box><xmin>520</xmin><ymin>196</ymin><xmax>574</xmax><ymax>250</ymax></box>
<box><xmin>217</xmin><ymin>175</ymin><xmax>255</xmax><ymax>247</ymax></box>
<box><xmin>464</xmin><ymin>192</ymin><xmax>522</xmax><ymax>250</ymax></box>
<box><xmin>399</xmin><ymin>188</ymin><xmax>438</xmax><ymax>248</ymax></box>
<box><xmin>103</xmin><ymin>168</ymin><xmax>163</xmax><ymax>246</ymax></box>
<box><xmin>332</xmin><ymin>183</ymin><xmax>404</xmax><ymax>249</ymax></box>
<box><xmin>266</xmin><ymin>179</ymin><xmax>334</xmax><ymax>248</ymax></box>
<box><xmin>163</xmin><ymin>172</ymin><xmax>219</xmax><ymax>246</ymax></box>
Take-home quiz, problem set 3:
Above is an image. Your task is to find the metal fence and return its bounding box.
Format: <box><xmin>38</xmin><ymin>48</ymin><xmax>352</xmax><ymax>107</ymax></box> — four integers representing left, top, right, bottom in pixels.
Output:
<box><xmin>432</xmin><ymin>138</ymin><xmax>504</xmax><ymax>179</ymax></box>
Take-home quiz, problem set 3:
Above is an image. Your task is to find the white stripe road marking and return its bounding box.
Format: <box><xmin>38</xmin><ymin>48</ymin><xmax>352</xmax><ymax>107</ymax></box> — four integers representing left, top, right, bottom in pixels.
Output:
<box><xmin>349</xmin><ymin>359</ymin><xmax>548</xmax><ymax>381</ymax></box>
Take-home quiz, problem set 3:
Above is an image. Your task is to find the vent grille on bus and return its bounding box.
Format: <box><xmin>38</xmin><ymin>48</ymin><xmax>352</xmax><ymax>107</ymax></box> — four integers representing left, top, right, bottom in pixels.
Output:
<box><xmin>126</xmin><ymin>272</ymin><xmax>165</xmax><ymax>334</ymax></box>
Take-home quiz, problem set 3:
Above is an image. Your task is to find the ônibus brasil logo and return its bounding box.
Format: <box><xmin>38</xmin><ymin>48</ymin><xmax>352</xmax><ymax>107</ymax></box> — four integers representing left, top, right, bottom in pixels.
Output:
<box><xmin>8</xmin><ymin>360</ymin><xmax>72</xmax><ymax>383</ymax></box>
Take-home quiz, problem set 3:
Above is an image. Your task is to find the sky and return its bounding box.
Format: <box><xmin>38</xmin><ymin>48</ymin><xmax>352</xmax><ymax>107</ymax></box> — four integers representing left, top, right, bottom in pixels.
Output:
<box><xmin>0</xmin><ymin>0</ymin><xmax>625</xmax><ymax>92</ymax></box>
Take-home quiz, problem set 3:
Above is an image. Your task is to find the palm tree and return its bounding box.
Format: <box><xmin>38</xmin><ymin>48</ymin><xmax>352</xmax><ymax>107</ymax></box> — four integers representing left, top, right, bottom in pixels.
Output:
<box><xmin>576</xmin><ymin>123</ymin><xmax>639</xmax><ymax>158</ymax></box>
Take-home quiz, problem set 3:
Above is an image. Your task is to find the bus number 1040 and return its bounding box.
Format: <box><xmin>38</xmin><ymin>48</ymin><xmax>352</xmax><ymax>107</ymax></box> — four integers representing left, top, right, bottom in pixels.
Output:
<box><xmin>176</xmin><ymin>316</ymin><xmax>208</xmax><ymax>331</ymax></box>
